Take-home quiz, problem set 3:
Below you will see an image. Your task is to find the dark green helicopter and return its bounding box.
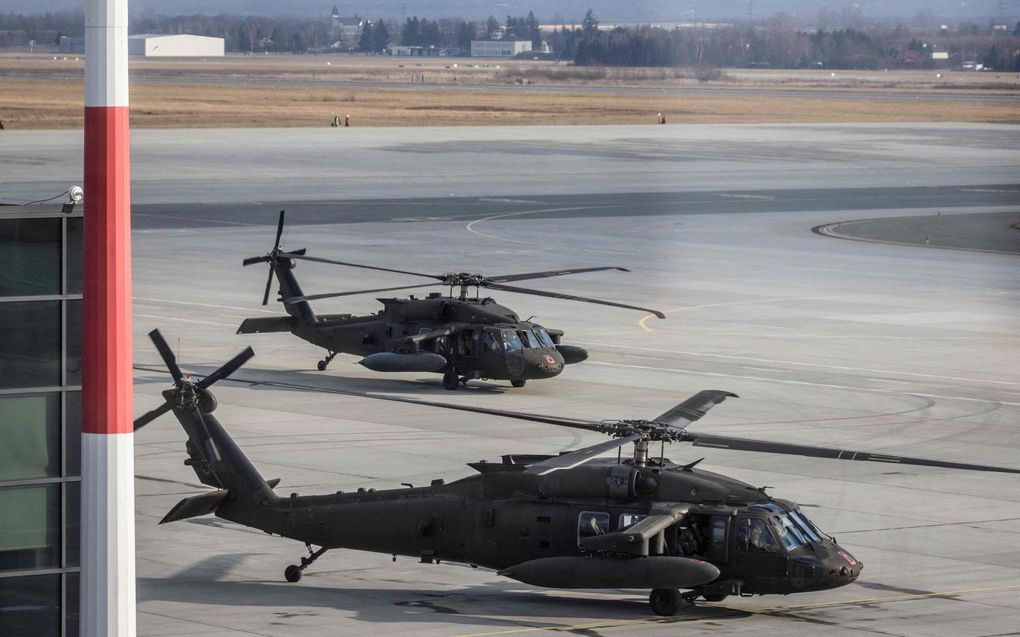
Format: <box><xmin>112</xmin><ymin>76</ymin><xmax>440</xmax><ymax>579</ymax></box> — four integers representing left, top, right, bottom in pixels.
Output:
<box><xmin>137</xmin><ymin>330</ymin><xmax>1020</xmax><ymax>616</ymax></box>
<box><xmin>237</xmin><ymin>211</ymin><xmax>664</xmax><ymax>390</ymax></box>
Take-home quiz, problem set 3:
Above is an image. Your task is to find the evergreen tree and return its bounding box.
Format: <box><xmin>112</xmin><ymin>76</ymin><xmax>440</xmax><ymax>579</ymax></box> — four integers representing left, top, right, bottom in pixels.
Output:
<box><xmin>486</xmin><ymin>15</ymin><xmax>500</xmax><ymax>39</ymax></box>
<box><xmin>582</xmin><ymin>9</ymin><xmax>599</xmax><ymax>34</ymax></box>
<box><xmin>358</xmin><ymin>21</ymin><xmax>373</xmax><ymax>51</ymax></box>
<box><xmin>372</xmin><ymin>19</ymin><xmax>390</xmax><ymax>52</ymax></box>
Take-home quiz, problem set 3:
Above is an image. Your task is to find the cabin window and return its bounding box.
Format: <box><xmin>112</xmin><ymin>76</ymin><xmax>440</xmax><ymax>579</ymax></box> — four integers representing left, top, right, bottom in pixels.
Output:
<box><xmin>577</xmin><ymin>511</ymin><xmax>609</xmax><ymax>547</ymax></box>
<box><xmin>737</xmin><ymin>518</ymin><xmax>779</xmax><ymax>553</ymax></box>
<box><xmin>619</xmin><ymin>513</ymin><xmax>646</xmax><ymax>530</ymax></box>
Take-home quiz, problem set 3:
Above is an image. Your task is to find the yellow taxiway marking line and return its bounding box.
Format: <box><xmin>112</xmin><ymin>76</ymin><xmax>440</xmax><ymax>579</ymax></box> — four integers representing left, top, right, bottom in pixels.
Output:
<box><xmin>453</xmin><ymin>583</ymin><xmax>1020</xmax><ymax>637</ymax></box>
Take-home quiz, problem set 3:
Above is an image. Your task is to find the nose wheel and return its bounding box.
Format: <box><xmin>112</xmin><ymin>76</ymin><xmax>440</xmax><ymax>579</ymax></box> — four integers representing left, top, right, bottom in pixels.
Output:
<box><xmin>510</xmin><ymin>379</ymin><xmax>527</xmax><ymax>388</ymax></box>
<box><xmin>317</xmin><ymin>351</ymin><xmax>337</xmax><ymax>371</ymax></box>
<box><xmin>285</xmin><ymin>543</ymin><xmax>328</xmax><ymax>583</ymax></box>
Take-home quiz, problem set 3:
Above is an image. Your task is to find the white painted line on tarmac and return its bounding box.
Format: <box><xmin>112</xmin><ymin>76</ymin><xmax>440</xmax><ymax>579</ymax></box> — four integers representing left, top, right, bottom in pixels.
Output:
<box><xmin>586</xmin><ymin>360</ymin><xmax>1020</xmax><ymax>406</ymax></box>
<box><xmin>135</xmin><ymin>297</ymin><xmax>278</xmax><ymax>314</ymax></box>
<box><xmin>576</xmin><ymin>341</ymin><xmax>1020</xmax><ymax>388</ymax></box>
<box><xmin>134</xmin><ymin>313</ymin><xmax>238</xmax><ymax>328</ymax></box>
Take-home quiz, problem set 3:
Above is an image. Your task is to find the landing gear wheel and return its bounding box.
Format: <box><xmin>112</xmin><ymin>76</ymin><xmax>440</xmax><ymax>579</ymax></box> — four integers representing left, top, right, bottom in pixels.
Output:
<box><xmin>649</xmin><ymin>588</ymin><xmax>688</xmax><ymax>616</ymax></box>
<box><xmin>443</xmin><ymin>370</ymin><xmax>460</xmax><ymax>391</ymax></box>
<box><xmin>284</xmin><ymin>564</ymin><xmax>302</xmax><ymax>583</ymax></box>
<box><xmin>702</xmin><ymin>593</ymin><xmax>727</xmax><ymax>602</ymax></box>
<box><xmin>510</xmin><ymin>379</ymin><xmax>527</xmax><ymax>388</ymax></box>
<box><xmin>317</xmin><ymin>351</ymin><xmax>337</xmax><ymax>371</ymax></box>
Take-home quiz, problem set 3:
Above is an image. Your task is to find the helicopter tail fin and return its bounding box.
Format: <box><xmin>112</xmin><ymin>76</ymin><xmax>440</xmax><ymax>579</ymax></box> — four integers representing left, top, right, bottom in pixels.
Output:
<box><xmin>159</xmin><ymin>403</ymin><xmax>280</xmax><ymax>529</ymax></box>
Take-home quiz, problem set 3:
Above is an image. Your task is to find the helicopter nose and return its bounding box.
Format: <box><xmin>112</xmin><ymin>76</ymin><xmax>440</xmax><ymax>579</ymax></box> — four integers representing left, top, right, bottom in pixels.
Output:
<box><xmin>827</xmin><ymin>549</ymin><xmax>862</xmax><ymax>587</ymax></box>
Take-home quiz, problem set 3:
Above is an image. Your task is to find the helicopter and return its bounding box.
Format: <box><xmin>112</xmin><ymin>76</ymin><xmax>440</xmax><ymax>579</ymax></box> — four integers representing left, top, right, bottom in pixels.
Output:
<box><xmin>237</xmin><ymin>211</ymin><xmax>664</xmax><ymax>390</ymax></box>
<box><xmin>136</xmin><ymin>329</ymin><xmax>1020</xmax><ymax>616</ymax></box>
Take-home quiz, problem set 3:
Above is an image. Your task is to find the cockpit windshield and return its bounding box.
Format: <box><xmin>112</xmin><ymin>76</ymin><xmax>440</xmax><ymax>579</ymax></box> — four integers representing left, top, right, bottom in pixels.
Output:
<box><xmin>515</xmin><ymin>326</ymin><xmax>556</xmax><ymax>350</ymax></box>
<box><xmin>530</xmin><ymin>326</ymin><xmax>556</xmax><ymax>349</ymax></box>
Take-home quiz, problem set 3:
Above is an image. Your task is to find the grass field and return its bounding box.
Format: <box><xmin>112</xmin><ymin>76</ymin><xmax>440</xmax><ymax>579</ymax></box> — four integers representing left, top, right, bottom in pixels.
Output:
<box><xmin>1</xmin><ymin>53</ymin><xmax>1018</xmax><ymax>129</ymax></box>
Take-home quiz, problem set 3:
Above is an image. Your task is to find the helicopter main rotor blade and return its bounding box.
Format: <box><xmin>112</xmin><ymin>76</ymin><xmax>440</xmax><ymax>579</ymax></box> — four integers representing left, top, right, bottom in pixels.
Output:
<box><xmin>195</xmin><ymin>347</ymin><xmax>255</xmax><ymax>390</ymax></box>
<box><xmin>285</xmin><ymin>283</ymin><xmax>439</xmax><ymax>303</ymax></box>
<box><xmin>653</xmin><ymin>390</ymin><xmax>738</xmax><ymax>430</ymax></box>
<box><xmin>280</xmin><ymin>254</ymin><xmax>443</xmax><ymax>281</ymax></box>
<box><xmin>487</xmin><ymin>267</ymin><xmax>630</xmax><ymax>284</ymax></box>
<box><xmin>526</xmin><ymin>434</ymin><xmax>641</xmax><ymax>475</ymax></box>
<box><xmin>272</xmin><ymin>210</ymin><xmax>285</xmax><ymax>252</ymax></box>
<box><xmin>685</xmin><ymin>433</ymin><xmax>1020</xmax><ymax>474</ymax></box>
<box><xmin>133</xmin><ymin>401</ymin><xmax>173</xmax><ymax>430</ymax></box>
<box><xmin>486</xmin><ymin>282</ymin><xmax>666</xmax><ymax>319</ymax></box>
<box><xmin>149</xmin><ymin>329</ymin><xmax>183</xmax><ymax>384</ymax></box>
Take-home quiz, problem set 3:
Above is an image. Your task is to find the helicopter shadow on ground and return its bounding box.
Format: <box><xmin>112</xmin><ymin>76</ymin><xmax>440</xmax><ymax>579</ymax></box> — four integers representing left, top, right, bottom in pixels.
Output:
<box><xmin>137</xmin><ymin>558</ymin><xmax>752</xmax><ymax>630</ymax></box>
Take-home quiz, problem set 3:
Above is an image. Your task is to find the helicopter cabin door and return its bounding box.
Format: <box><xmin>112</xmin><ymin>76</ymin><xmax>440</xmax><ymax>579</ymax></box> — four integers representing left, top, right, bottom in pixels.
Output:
<box><xmin>455</xmin><ymin>328</ymin><xmax>481</xmax><ymax>372</ymax></box>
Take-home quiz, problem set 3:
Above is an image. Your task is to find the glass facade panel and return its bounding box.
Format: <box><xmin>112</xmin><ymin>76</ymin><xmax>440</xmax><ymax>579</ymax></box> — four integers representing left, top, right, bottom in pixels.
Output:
<box><xmin>65</xmin><ymin>391</ymin><xmax>81</xmax><ymax>477</ymax></box>
<box><xmin>0</xmin><ymin>573</ymin><xmax>60</xmax><ymax>637</ymax></box>
<box><xmin>65</xmin><ymin>571</ymin><xmax>80</xmax><ymax>637</ymax></box>
<box><xmin>64</xmin><ymin>481</ymin><xmax>80</xmax><ymax>568</ymax></box>
<box><xmin>66</xmin><ymin>299</ymin><xmax>82</xmax><ymax>386</ymax></box>
<box><xmin>0</xmin><ymin>218</ymin><xmax>60</xmax><ymax>297</ymax></box>
<box><xmin>66</xmin><ymin>216</ymin><xmax>83</xmax><ymax>295</ymax></box>
<box><xmin>0</xmin><ymin>301</ymin><xmax>61</xmax><ymax>389</ymax></box>
<box><xmin>0</xmin><ymin>393</ymin><xmax>61</xmax><ymax>480</ymax></box>
<box><xmin>0</xmin><ymin>484</ymin><xmax>61</xmax><ymax>571</ymax></box>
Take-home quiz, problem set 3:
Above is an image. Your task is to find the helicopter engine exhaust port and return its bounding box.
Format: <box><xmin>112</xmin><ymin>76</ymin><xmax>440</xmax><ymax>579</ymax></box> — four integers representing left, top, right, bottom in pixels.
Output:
<box><xmin>497</xmin><ymin>555</ymin><xmax>719</xmax><ymax>590</ymax></box>
<box><xmin>358</xmin><ymin>352</ymin><xmax>448</xmax><ymax>373</ymax></box>
<box><xmin>556</xmin><ymin>345</ymin><xmax>588</xmax><ymax>365</ymax></box>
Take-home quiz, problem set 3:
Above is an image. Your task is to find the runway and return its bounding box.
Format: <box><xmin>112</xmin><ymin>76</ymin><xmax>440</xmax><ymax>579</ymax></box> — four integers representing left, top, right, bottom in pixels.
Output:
<box><xmin>5</xmin><ymin>123</ymin><xmax>1020</xmax><ymax>635</ymax></box>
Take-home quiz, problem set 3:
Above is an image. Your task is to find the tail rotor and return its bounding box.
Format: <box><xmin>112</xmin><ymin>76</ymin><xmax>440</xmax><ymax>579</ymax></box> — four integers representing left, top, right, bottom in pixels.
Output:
<box><xmin>242</xmin><ymin>210</ymin><xmax>306</xmax><ymax>306</ymax></box>
<box><xmin>134</xmin><ymin>329</ymin><xmax>254</xmax><ymax>431</ymax></box>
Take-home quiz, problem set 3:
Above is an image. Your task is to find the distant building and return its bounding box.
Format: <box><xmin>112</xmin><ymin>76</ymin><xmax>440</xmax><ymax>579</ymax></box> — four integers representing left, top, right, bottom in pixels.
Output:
<box><xmin>58</xmin><ymin>36</ymin><xmax>85</xmax><ymax>54</ymax></box>
<box><xmin>388</xmin><ymin>46</ymin><xmax>458</xmax><ymax>57</ymax></box>
<box><xmin>128</xmin><ymin>34</ymin><xmax>224</xmax><ymax>57</ymax></box>
<box><xmin>471</xmin><ymin>40</ymin><xmax>532</xmax><ymax>58</ymax></box>
<box><xmin>330</xmin><ymin>5</ymin><xmax>365</xmax><ymax>49</ymax></box>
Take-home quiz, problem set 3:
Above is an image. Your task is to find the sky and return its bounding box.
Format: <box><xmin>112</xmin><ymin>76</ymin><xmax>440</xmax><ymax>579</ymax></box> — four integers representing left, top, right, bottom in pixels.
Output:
<box><xmin>2</xmin><ymin>0</ymin><xmax>1013</xmax><ymax>23</ymax></box>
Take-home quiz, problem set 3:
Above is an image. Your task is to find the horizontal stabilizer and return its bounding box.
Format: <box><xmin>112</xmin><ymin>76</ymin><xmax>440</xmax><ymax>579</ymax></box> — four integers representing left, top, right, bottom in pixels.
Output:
<box><xmin>237</xmin><ymin>316</ymin><xmax>293</xmax><ymax>334</ymax></box>
<box><xmin>160</xmin><ymin>489</ymin><xmax>230</xmax><ymax>524</ymax></box>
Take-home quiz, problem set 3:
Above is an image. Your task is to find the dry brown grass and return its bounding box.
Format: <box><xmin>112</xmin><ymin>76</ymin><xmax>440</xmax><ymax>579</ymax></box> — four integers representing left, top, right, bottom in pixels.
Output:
<box><xmin>1</xmin><ymin>53</ymin><xmax>1018</xmax><ymax>129</ymax></box>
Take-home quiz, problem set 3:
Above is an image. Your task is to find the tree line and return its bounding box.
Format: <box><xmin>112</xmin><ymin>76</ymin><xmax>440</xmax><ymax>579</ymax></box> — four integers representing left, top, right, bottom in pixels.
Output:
<box><xmin>2</xmin><ymin>9</ymin><xmax>1018</xmax><ymax>70</ymax></box>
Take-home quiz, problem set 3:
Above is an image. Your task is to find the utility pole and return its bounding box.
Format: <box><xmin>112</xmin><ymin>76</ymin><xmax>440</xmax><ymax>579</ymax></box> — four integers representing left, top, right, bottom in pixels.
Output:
<box><xmin>83</xmin><ymin>0</ymin><xmax>136</xmax><ymax>634</ymax></box>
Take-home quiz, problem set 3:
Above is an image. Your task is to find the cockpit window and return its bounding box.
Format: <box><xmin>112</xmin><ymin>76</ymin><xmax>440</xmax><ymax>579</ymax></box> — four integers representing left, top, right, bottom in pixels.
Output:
<box><xmin>531</xmin><ymin>327</ymin><xmax>556</xmax><ymax>349</ymax></box>
<box><xmin>769</xmin><ymin>515</ymin><xmax>807</xmax><ymax>551</ymax></box>
<box><xmin>482</xmin><ymin>329</ymin><xmax>501</xmax><ymax>352</ymax></box>
<box><xmin>737</xmin><ymin>518</ymin><xmax>779</xmax><ymax>553</ymax></box>
<box><xmin>500</xmin><ymin>328</ymin><xmax>523</xmax><ymax>352</ymax></box>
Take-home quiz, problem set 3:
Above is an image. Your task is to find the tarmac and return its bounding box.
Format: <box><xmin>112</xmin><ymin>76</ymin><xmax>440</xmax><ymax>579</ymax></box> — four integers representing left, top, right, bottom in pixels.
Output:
<box><xmin>5</xmin><ymin>123</ymin><xmax>1020</xmax><ymax>635</ymax></box>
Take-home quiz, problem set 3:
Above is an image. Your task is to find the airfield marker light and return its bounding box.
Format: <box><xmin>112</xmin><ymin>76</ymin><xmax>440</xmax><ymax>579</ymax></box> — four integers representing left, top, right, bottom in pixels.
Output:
<box><xmin>83</xmin><ymin>0</ymin><xmax>136</xmax><ymax>634</ymax></box>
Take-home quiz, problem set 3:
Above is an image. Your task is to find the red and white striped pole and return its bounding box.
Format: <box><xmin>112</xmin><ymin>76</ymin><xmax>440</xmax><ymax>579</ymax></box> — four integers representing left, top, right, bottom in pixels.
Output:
<box><xmin>82</xmin><ymin>0</ymin><xmax>136</xmax><ymax>634</ymax></box>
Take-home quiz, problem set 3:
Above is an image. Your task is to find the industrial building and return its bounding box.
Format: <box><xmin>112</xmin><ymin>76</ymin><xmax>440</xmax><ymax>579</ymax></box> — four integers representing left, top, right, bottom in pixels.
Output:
<box><xmin>128</xmin><ymin>34</ymin><xmax>224</xmax><ymax>57</ymax></box>
<box><xmin>0</xmin><ymin>201</ymin><xmax>83</xmax><ymax>636</ymax></box>
<box><xmin>471</xmin><ymin>40</ymin><xmax>533</xmax><ymax>58</ymax></box>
